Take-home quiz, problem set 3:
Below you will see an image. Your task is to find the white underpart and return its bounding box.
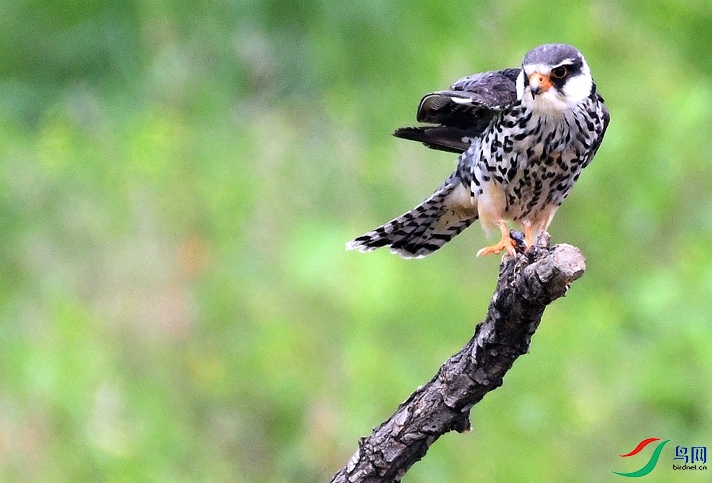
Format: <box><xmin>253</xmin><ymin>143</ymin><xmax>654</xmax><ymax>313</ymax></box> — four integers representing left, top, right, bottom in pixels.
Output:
<box><xmin>444</xmin><ymin>182</ymin><xmax>475</xmax><ymax>210</ymax></box>
<box><xmin>516</xmin><ymin>58</ymin><xmax>593</xmax><ymax>116</ymax></box>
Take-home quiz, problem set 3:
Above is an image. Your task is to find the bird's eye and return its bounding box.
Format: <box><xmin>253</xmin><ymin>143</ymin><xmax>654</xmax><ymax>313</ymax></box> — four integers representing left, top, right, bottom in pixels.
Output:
<box><xmin>551</xmin><ymin>66</ymin><xmax>568</xmax><ymax>79</ymax></box>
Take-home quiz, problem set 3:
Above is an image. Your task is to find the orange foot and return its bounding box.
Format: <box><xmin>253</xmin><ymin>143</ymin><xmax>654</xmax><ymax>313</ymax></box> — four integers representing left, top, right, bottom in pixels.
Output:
<box><xmin>477</xmin><ymin>221</ymin><xmax>516</xmax><ymax>257</ymax></box>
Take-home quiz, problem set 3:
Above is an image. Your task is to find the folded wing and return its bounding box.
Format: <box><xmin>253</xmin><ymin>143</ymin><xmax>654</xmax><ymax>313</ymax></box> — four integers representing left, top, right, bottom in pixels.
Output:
<box><xmin>394</xmin><ymin>68</ymin><xmax>520</xmax><ymax>153</ymax></box>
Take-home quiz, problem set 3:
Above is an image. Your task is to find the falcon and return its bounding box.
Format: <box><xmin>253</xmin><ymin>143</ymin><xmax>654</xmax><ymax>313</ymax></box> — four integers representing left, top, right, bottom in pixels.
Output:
<box><xmin>347</xmin><ymin>44</ymin><xmax>609</xmax><ymax>258</ymax></box>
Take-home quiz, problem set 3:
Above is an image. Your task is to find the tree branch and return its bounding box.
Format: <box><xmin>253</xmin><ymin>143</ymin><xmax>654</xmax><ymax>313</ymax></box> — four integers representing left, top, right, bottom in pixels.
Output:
<box><xmin>331</xmin><ymin>238</ymin><xmax>586</xmax><ymax>483</ymax></box>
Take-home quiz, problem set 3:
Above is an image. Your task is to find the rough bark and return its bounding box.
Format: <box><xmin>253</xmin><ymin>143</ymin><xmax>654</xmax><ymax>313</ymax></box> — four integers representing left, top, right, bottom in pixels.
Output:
<box><xmin>331</xmin><ymin>237</ymin><xmax>586</xmax><ymax>483</ymax></box>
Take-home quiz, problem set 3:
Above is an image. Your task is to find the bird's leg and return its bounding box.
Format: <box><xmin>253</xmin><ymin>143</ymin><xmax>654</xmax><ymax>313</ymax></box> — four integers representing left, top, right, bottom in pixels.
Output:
<box><xmin>523</xmin><ymin>222</ymin><xmax>534</xmax><ymax>249</ymax></box>
<box><xmin>477</xmin><ymin>221</ymin><xmax>516</xmax><ymax>257</ymax></box>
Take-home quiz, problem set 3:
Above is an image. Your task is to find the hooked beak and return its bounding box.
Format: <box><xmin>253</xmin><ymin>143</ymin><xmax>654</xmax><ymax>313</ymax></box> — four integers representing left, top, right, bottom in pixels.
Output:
<box><xmin>528</xmin><ymin>72</ymin><xmax>552</xmax><ymax>98</ymax></box>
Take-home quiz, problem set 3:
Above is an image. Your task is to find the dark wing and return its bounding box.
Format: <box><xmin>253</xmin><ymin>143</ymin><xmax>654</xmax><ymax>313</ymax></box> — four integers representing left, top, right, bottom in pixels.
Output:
<box><xmin>393</xmin><ymin>68</ymin><xmax>520</xmax><ymax>153</ymax></box>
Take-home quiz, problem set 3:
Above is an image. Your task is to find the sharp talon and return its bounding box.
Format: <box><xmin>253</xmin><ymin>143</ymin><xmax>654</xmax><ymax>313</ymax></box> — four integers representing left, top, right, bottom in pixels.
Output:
<box><xmin>477</xmin><ymin>246</ymin><xmax>503</xmax><ymax>257</ymax></box>
<box><xmin>477</xmin><ymin>221</ymin><xmax>516</xmax><ymax>257</ymax></box>
<box><xmin>477</xmin><ymin>245</ymin><xmax>510</xmax><ymax>257</ymax></box>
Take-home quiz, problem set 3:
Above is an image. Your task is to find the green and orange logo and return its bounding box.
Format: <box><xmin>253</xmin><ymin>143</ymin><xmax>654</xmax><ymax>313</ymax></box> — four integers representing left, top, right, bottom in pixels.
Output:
<box><xmin>611</xmin><ymin>438</ymin><xmax>670</xmax><ymax>477</ymax></box>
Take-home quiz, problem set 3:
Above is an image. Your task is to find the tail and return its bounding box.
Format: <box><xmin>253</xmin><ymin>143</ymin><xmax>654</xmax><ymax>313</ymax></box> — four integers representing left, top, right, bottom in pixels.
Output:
<box><xmin>346</xmin><ymin>180</ymin><xmax>478</xmax><ymax>258</ymax></box>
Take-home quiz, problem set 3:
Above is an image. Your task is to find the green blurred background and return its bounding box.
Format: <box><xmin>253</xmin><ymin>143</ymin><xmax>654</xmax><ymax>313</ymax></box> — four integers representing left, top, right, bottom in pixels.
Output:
<box><xmin>1</xmin><ymin>0</ymin><xmax>711</xmax><ymax>481</ymax></box>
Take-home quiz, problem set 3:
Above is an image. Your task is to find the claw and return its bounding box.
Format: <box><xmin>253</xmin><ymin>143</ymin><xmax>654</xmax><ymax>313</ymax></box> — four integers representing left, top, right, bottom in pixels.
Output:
<box><xmin>476</xmin><ymin>239</ymin><xmax>516</xmax><ymax>257</ymax></box>
<box><xmin>477</xmin><ymin>221</ymin><xmax>516</xmax><ymax>257</ymax></box>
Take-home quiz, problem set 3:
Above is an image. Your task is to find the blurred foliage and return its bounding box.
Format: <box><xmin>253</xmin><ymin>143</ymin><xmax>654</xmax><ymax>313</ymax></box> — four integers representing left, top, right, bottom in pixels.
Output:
<box><xmin>0</xmin><ymin>0</ymin><xmax>711</xmax><ymax>482</ymax></box>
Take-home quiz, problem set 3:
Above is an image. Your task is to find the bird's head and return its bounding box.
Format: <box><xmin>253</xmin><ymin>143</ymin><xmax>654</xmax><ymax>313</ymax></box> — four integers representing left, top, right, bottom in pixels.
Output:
<box><xmin>516</xmin><ymin>44</ymin><xmax>594</xmax><ymax>114</ymax></box>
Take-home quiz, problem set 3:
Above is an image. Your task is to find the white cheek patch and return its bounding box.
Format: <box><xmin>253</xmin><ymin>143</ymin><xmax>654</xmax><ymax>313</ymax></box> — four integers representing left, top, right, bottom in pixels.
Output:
<box><xmin>561</xmin><ymin>65</ymin><xmax>593</xmax><ymax>104</ymax></box>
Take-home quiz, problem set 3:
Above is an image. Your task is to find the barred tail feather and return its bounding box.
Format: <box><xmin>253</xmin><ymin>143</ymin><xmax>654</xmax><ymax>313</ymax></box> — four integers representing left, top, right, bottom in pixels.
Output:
<box><xmin>346</xmin><ymin>181</ymin><xmax>478</xmax><ymax>258</ymax></box>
